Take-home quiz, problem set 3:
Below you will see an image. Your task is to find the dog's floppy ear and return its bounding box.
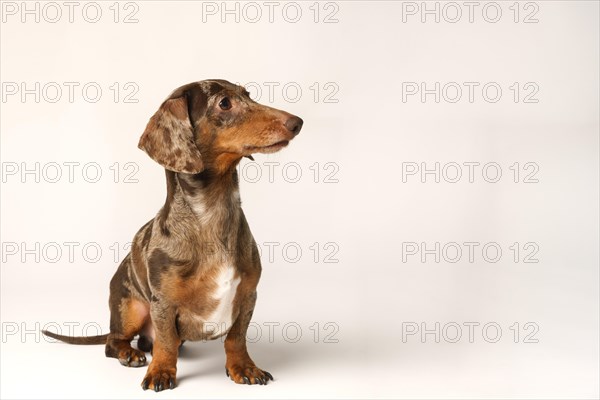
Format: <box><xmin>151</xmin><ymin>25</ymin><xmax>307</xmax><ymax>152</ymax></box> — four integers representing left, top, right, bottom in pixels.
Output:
<box><xmin>138</xmin><ymin>94</ymin><xmax>204</xmax><ymax>174</ymax></box>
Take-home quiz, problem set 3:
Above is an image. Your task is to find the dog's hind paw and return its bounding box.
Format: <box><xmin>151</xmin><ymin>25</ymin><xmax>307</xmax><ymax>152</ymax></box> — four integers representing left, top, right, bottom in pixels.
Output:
<box><xmin>118</xmin><ymin>348</ymin><xmax>147</xmax><ymax>367</ymax></box>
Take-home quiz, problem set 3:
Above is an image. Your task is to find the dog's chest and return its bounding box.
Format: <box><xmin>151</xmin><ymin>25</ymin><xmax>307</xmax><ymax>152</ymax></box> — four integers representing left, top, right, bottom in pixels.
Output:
<box><xmin>192</xmin><ymin>265</ymin><xmax>241</xmax><ymax>338</ymax></box>
<box><xmin>204</xmin><ymin>266</ymin><xmax>240</xmax><ymax>328</ymax></box>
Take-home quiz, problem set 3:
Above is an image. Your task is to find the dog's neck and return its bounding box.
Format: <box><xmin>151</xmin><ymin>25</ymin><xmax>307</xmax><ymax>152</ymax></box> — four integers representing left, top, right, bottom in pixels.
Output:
<box><xmin>156</xmin><ymin>159</ymin><xmax>243</xmax><ymax>250</ymax></box>
<box><xmin>176</xmin><ymin>167</ymin><xmax>240</xmax><ymax>215</ymax></box>
<box><xmin>162</xmin><ymin>167</ymin><xmax>241</xmax><ymax>245</ymax></box>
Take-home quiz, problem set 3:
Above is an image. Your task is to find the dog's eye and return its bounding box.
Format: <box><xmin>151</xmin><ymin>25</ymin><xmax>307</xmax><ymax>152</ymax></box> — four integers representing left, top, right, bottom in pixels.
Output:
<box><xmin>219</xmin><ymin>97</ymin><xmax>232</xmax><ymax>110</ymax></box>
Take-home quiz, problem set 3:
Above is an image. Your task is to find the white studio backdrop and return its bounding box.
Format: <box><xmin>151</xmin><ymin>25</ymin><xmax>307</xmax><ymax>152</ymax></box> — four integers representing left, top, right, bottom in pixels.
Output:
<box><xmin>1</xmin><ymin>1</ymin><xmax>598</xmax><ymax>399</ymax></box>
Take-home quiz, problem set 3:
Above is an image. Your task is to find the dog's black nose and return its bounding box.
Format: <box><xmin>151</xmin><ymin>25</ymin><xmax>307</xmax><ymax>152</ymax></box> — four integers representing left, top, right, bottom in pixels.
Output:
<box><xmin>285</xmin><ymin>116</ymin><xmax>303</xmax><ymax>136</ymax></box>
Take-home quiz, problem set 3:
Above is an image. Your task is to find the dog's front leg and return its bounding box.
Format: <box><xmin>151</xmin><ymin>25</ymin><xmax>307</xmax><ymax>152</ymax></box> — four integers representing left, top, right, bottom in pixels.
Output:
<box><xmin>141</xmin><ymin>299</ymin><xmax>180</xmax><ymax>391</ymax></box>
<box><xmin>224</xmin><ymin>291</ymin><xmax>273</xmax><ymax>385</ymax></box>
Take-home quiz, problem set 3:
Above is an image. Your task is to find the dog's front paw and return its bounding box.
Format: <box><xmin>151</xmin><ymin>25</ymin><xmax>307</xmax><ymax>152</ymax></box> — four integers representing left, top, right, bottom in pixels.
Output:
<box><xmin>225</xmin><ymin>363</ymin><xmax>273</xmax><ymax>385</ymax></box>
<box><xmin>141</xmin><ymin>365</ymin><xmax>176</xmax><ymax>391</ymax></box>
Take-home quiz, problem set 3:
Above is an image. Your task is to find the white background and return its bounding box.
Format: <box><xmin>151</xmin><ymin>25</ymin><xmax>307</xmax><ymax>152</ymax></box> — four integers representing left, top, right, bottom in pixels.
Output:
<box><xmin>1</xmin><ymin>1</ymin><xmax>599</xmax><ymax>399</ymax></box>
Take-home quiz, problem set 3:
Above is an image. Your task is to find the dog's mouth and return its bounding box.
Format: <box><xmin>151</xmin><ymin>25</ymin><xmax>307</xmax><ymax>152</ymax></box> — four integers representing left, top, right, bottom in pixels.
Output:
<box><xmin>245</xmin><ymin>140</ymin><xmax>290</xmax><ymax>154</ymax></box>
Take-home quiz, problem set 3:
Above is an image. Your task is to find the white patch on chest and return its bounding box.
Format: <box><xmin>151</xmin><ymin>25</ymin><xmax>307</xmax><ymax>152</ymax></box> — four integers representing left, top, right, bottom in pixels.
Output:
<box><xmin>202</xmin><ymin>265</ymin><xmax>241</xmax><ymax>338</ymax></box>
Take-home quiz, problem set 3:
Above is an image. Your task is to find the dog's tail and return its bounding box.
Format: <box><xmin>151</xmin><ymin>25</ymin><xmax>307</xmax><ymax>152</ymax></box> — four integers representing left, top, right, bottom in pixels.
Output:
<box><xmin>42</xmin><ymin>330</ymin><xmax>109</xmax><ymax>345</ymax></box>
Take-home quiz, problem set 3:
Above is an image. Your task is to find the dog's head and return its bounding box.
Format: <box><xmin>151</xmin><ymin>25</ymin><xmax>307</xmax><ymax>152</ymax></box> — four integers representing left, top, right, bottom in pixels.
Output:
<box><xmin>138</xmin><ymin>80</ymin><xmax>303</xmax><ymax>174</ymax></box>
